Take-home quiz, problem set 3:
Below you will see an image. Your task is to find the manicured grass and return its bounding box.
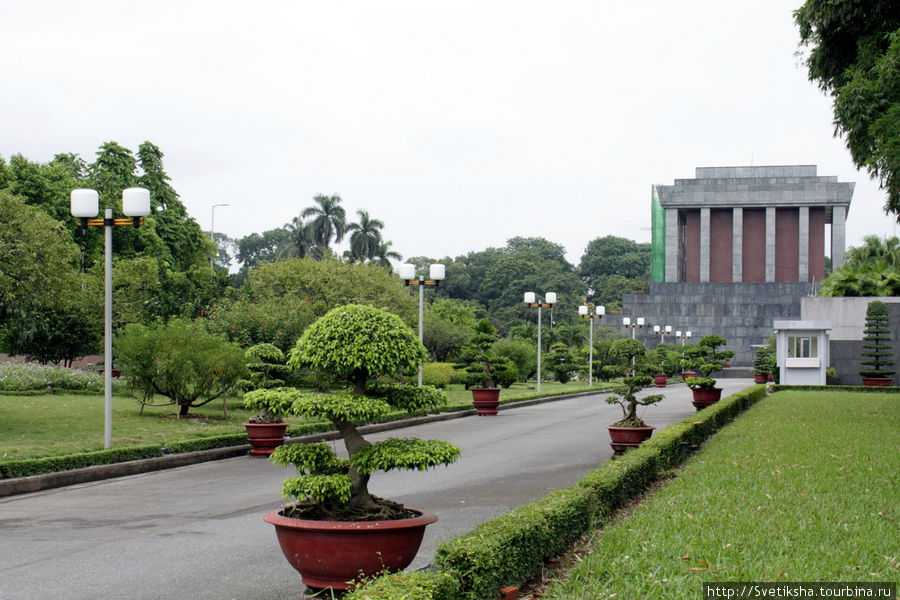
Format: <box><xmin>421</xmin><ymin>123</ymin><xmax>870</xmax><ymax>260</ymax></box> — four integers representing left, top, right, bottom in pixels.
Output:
<box><xmin>541</xmin><ymin>390</ymin><xmax>900</xmax><ymax>599</ymax></box>
<box><xmin>0</xmin><ymin>394</ymin><xmax>259</xmax><ymax>460</ymax></box>
<box><xmin>0</xmin><ymin>380</ymin><xmax>599</xmax><ymax>461</ymax></box>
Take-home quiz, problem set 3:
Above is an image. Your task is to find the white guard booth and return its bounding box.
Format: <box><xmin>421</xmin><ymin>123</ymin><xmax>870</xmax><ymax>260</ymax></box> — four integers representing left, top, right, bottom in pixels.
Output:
<box><xmin>773</xmin><ymin>320</ymin><xmax>831</xmax><ymax>385</ymax></box>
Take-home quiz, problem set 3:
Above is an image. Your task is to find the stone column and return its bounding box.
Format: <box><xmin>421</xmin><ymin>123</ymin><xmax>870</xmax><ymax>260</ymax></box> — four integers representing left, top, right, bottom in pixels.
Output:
<box><xmin>700</xmin><ymin>207</ymin><xmax>710</xmax><ymax>282</ymax></box>
<box><xmin>665</xmin><ymin>208</ymin><xmax>679</xmax><ymax>282</ymax></box>
<box><xmin>832</xmin><ymin>205</ymin><xmax>847</xmax><ymax>269</ymax></box>
<box><xmin>732</xmin><ymin>207</ymin><xmax>743</xmax><ymax>282</ymax></box>
<box><xmin>765</xmin><ymin>206</ymin><xmax>776</xmax><ymax>282</ymax></box>
<box><xmin>798</xmin><ymin>206</ymin><xmax>809</xmax><ymax>282</ymax></box>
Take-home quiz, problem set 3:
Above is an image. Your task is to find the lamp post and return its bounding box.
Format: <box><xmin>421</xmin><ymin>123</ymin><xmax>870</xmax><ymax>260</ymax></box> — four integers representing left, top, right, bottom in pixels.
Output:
<box><xmin>71</xmin><ymin>187</ymin><xmax>151</xmax><ymax>449</ymax></box>
<box><xmin>210</xmin><ymin>203</ymin><xmax>230</xmax><ymax>268</ymax></box>
<box><xmin>578</xmin><ymin>304</ymin><xmax>605</xmax><ymax>386</ymax></box>
<box><xmin>524</xmin><ymin>291</ymin><xmax>557</xmax><ymax>393</ymax></box>
<box><xmin>676</xmin><ymin>330</ymin><xmax>692</xmax><ymax>346</ymax></box>
<box><xmin>399</xmin><ymin>263</ymin><xmax>445</xmax><ymax>385</ymax></box>
<box><xmin>653</xmin><ymin>324</ymin><xmax>672</xmax><ymax>346</ymax></box>
<box><xmin>623</xmin><ymin>316</ymin><xmax>645</xmax><ymax>339</ymax></box>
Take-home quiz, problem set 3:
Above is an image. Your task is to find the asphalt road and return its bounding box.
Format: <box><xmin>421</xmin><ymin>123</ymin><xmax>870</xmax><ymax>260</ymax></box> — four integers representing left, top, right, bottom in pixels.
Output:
<box><xmin>0</xmin><ymin>380</ymin><xmax>756</xmax><ymax>600</ymax></box>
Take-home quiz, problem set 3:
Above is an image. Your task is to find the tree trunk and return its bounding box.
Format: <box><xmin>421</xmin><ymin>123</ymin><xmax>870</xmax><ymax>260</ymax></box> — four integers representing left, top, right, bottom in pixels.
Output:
<box><xmin>178</xmin><ymin>402</ymin><xmax>190</xmax><ymax>418</ymax></box>
<box><xmin>334</xmin><ymin>419</ymin><xmax>375</xmax><ymax>509</ymax></box>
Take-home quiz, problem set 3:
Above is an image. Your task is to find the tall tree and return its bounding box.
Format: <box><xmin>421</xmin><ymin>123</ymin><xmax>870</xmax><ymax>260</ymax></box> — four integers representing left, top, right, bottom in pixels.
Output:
<box><xmin>346</xmin><ymin>210</ymin><xmax>385</xmax><ymax>262</ymax></box>
<box><xmin>302</xmin><ymin>194</ymin><xmax>346</xmax><ymax>250</ymax></box>
<box><xmin>795</xmin><ymin>0</ymin><xmax>900</xmax><ymax>219</ymax></box>
<box><xmin>374</xmin><ymin>240</ymin><xmax>401</xmax><ymax>267</ymax></box>
<box><xmin>279</xmin><ymin>216</ymin><xmax>319</xmax><ymax>260</ymax></box>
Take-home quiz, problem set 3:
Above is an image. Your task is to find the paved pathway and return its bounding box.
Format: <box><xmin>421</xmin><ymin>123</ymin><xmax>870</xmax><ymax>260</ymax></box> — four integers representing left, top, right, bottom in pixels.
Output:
<box><xmin>0</xmin><ymin>380</ymin><xmax>756</xmax><ymax>600</ymax></box>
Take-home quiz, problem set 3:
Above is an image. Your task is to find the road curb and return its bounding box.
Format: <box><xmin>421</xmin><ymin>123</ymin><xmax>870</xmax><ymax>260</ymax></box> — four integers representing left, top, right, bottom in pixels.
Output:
<box><xmin>0</xmin><ymin>390</ymin><xmax>605</xmax><ymax>498</ymax></box>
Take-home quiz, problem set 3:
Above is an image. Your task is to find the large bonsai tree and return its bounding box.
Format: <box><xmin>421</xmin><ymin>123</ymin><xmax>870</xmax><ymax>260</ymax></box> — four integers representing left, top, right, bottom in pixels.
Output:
<box><xmin>454</xmin><ymin>319</ymin><xmax>514</xmax><ymax>389</ymax></box>
<box><xmin>605</xmin><ymin>338</ymin><xmax>664</xmax><ymax>427</ymax></box>
<box><xmin>860</xmin><ymin>300</ymin><xmax>895</xmax><ymax>380</ymax></box>
<box><xmin>245</xmin><ymin>304</ymin><xmax>460</xmax><ymax>521</ymax></box>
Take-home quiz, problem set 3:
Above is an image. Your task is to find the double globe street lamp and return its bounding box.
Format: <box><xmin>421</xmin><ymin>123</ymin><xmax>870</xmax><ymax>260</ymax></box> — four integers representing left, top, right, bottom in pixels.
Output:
<box><xmin>399</xmin><ymin>263</ymin><xmax>445</xmax><ymax>386</ymax></box>
<box><xmin>623</xmin><ymin>316</ymin><xmax>645</xmax><ymax>339</ymax></box>
<box><xmin>71</xmin><ymin>187</ymin><xmax>151</xmax><ymax>449</ymax></box>
<box><xmin>578</xmin><ymin>304</ymin><xmax>605</xmax><ymax>386</ymax></box>
<box><xmin>676</xmin><ymin>330</ymin><xmax>693</xmax><ymax>346</ymax></box>
<box><xmin>523</xmin><ymin>291</ymin><xmax>556</xmax><ymax>393</ymax></box>
<box><xmin>654</xmin><ymin>324</ymin><xmax>672</xmax><ymax>346</ymax></box>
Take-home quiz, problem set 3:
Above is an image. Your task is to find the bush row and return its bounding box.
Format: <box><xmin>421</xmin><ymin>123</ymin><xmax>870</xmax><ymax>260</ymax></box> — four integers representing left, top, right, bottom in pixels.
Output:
<box><xmin>345</xmin><ymin>384</ymin><xmax>768</xmax><ymax>600</ymax></box>
<box><xmin>772</xmin><ymin>384</ymin><xmax>899</xmax><ymax>393</ymax></box>
<box><xmin>0</xmin><ymin>445</ymin><xmax>164</xmax><ymax>479</ymax></box>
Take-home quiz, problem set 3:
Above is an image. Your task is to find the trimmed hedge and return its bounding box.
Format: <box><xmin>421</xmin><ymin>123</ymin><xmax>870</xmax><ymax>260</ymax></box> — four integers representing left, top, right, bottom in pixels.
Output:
<box><xmin>0</xmin><ymin>445</ymin><xmax>164</xmax><ymax>479</ymax></box>
<box><xmin>772</xmin><ymin>384</ymin><xmax>899</xmax><ymax>393</ymax></box>
<box><xmin>350</xmin><ymin>384</ymin><xmax>767</xmax><ymax>600</ymax></box>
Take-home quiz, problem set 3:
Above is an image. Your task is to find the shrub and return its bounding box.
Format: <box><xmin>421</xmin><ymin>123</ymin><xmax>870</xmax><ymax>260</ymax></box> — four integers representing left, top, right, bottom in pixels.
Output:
<box><xmin>201</xmin><ymin>293</ymin><xmax>315</xmax><ymax>352</ymax></box>
<box><xmin>0</xmin><ymin>362</ymin><xmax>126</xmax><ymax>393</ymax></box>
<box><xmin>860</xmin><ymin>300</ymin><xmax>895</xmax><ymax>378</ymax></box>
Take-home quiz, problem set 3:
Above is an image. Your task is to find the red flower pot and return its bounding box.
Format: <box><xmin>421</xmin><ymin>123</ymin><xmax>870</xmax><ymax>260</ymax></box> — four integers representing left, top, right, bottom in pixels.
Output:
<box><xmin>607</xmin><ymin>425</ymin><xmax>654</xmax><ymax>455</ymax></box>
<box><xmin>244</xmin><ymin>422</ymin><xmax>288</xmax><ymax>456</ymax></box>
<box><xmin>862</xmin><ymin>376</ymin><xmax>894</xmax><ymax>387</ymax></box>
<box><xmin>263</xmin><ymin>508</ymin><xmax>437</xmax><ymax>591</ymax></box>
<box><xmin>471</xmin><ymin>387</ymin><xmax>501</xmax><ymax>416</ymax></box>
<box><xmin>653</xmin><ymin>374</ymin><xmax>667</xmax><ymax>387</ymax></box>
<box><xmin>754</xmin><ymin>373</ymin><xmax>768</xmax><ymax>384</ymax></box>
<box><xmin>691</xmin><ymin>387</ymin><xmax>723</xmax><ymax>411</ymax></box>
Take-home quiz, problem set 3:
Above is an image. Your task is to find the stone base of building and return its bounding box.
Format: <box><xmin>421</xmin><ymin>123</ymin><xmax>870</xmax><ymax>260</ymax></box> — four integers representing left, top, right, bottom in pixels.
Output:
<box><xmin>622</xmin><ymin>282</ymin><xmax>811</xmax><ymax>366</ymax></box>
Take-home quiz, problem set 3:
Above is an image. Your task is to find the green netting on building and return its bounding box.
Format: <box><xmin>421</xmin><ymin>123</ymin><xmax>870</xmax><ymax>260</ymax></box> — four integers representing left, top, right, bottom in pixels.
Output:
<box><xmin>650</xmin><ymin>185</ymin><xmax>666</xmax><ymax>282</ymax></box>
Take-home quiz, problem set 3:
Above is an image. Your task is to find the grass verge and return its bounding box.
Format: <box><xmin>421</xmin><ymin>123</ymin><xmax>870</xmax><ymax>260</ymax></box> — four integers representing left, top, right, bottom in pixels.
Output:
<box><xmin>539</xmin><ymin>390</ymin><xmax>900</xmax><ymax>599</ymax></box>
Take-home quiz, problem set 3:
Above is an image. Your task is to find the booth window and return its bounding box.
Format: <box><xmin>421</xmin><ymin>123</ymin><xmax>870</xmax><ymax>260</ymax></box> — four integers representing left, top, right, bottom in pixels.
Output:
<box><xmin>787</xmin><ymin>335</ymin><xmax>817</xmax><ymax>358</ymax></box>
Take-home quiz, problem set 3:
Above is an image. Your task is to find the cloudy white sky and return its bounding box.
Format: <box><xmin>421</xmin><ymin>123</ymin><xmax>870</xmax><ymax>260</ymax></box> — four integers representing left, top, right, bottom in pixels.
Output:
<box><xmin>2</xmin><ymin>1</ymin><xmax>896</xmax><ymax>266</ymax></box>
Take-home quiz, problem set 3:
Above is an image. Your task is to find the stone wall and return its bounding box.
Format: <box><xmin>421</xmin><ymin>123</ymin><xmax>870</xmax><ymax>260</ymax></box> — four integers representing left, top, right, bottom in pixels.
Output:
<box><xmin>622</xmin><ymin>282</ymin><xmax>810</xmax><ymax>366</ymax></box>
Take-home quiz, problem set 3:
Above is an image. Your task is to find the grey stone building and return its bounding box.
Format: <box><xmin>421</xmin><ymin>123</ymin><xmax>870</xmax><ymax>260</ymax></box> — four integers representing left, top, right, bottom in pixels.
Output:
<box><xmin>624</xmin><ymin>165</ymin><xmax>855</xmax><ymax>365</ymax></box>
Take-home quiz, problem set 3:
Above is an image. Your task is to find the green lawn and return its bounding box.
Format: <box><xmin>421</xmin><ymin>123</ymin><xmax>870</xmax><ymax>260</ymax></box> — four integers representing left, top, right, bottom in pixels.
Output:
<box><xmin>0</xmin><ymin>380</ymin><xmax>598</xmax><ymax>461</ymax></box>
<box><xmin>541</xmin><ymin>390</ymin><xmax>900</xmax><ymax>599</ymax></box>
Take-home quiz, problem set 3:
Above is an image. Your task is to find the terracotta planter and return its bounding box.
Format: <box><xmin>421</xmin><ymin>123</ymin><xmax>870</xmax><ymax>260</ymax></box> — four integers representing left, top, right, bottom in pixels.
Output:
<box><xmin>682</xmin><ymin>371</ymin><xmax>698</xmax><ymax>379</ymax></box>
<box><xmin>471</xmin><ymin>387</ymin><xmax>501</xmax><ymax>416</ymax></box>
<box><xmin>753</xmin><ymin>373</ymin><xmax>769</xmax><ymax>384</ymax></box>
<box><xmin>691</xmin><ymin>387</ymin><xmax>723</xmax><ymax>410</ymax></box>
<box><xmin>724</xmin><ymin>361</ymin><xmax>733</xmax><ymax>367</ymax></box>
<box><xmin>244</xmin><ymin>422</ymin><xmax>288</xmax><ymax>456</ymax></box>
<box><xmin>862</xmin><ymin>376</ymin><xmax>894</xmax><ymax>387</ymax></box>
<box><xmin>264</xmin><ymin>508</ymin><xmax>437</xmax><ymax>591</ymax></box>
<box><xmin>653</xmin><ymin>374</ymin><xmax>667</xmax><ymax>387</ymax></box>
<box><xmin>607</xmin><ymin>425</ymin><xmax>654</xmax><ymax>455</ymax></box>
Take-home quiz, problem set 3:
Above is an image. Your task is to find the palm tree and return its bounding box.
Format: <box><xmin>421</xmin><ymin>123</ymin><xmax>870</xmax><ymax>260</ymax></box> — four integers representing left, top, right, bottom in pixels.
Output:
<box><xmin>374</xmin><ymin>240</ymin><xmax>401</xmax><ymax>268</ymax></box>
<box><xmin>279</xmin><ymin>216</ymin><xmax>320</xmax><ymax>259</ymax></box>
<box><xmin>346</xmin><ymin>210</ymin><xmax>385</xmax><ymax>263</ymax></box>
<box><xmin>301</xmin><ymin>194</ymin><xmax>346</xmax><ymax>251</ymax></box>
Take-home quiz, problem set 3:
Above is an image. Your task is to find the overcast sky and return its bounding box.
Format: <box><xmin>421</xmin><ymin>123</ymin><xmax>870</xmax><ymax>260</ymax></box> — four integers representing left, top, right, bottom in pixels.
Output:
<box><xmin>2</xmin><ymin>1</ymin><xmax>896</xmax><ymax>267</ymax></box>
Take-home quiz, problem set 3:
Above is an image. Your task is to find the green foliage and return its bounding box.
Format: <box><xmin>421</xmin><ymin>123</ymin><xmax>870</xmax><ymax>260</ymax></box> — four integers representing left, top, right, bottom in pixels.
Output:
<box><xmin>241</xmin><ymin>343</ymin><xmax>289</xmax><ymax>388</ymax></box>
<box><xmin>281</xmin><ymin>473</ymin><xmax>354</xmax><ymax>505</ymax></box>
<box><xmin>0</xmin><ymin>446</ymin><xmax>164</xmax><ymax>479</ymax></box>
<box><xmin>492</xmin><ymin>337</ymin><xmax>536</xmax><ymax>383</ymax></box>
<box><xmin>367</xmin><ymin>383</ymin><xmax>449</xmax><ymax>414</ymax></box>
<box><xmin>420</xmin><ymin>362</ymin><xmax>456</xmax><ymax>388</ymax></box>
<box><xmin>289</xmin><ymin>304</ymin><xmax>426</xmax><ymax>394</ymax></box>
<box><xmin>352</xmin><ymin>438</ymin><xmax>460</xmax><ymax>474</ymax></box>
<box><xmin>0</xmin><ymin>361</ymin><xmax>120</xmax><ymax>392</ymax></box>
<box><xmin>795</xmin><ymin>2</ymin><xmax>900</xmax><ymax>218</ymax></box>
<box><xmin>684</xmin><ymin>376</ymin><xmax>717</xmax><ymax>390</ymax></box>
<box><xmin>860</xmin><ymin>300</ymin><xmax>895</xmax><ymax>377</ymax></box>
<box><xmin>820</xmin><ymin>236</ymin><xmax>900</xmax><ymax>296</ymax></box>
<box><xmin>302</xmin><ymin>193</ymin><xmax>346</xmax><ymax>250</ymax></box>
<box><xmin>115</xmin><ymin>320</ymin><xmax>247</xmax><ymax>417</ymax></box>
<box><xmin>246</xmin><ymin>258</ymin><xmax>417</xmax><ymax>324</ymax></box>
<box><xmin>344</xmin><ymin>571</ymin><xmax>460</xmax><ymax>600</ymax></box>
<box><xmin>753</xmin><ymin>347</ymin><xmax>774</xmax><ymax>374</ymax></box>
<box><xmin>579</xmin><ymin>236</ymin><xmax>652</xmax><ymax>309</ymax></box>
<box><xmin>546</xmin><ymin>342</ymin><xmax>577</xmax><ymax>384</ymax></box>
<box><xmin>200</xmin><ymin>293</ymin><xmax>315</xmax><ymax>352</ymax></box>
<box><xmin>604</xmin><ymin>339</ymin><xmax>663</xmax><ymax>426</ymax></box>
<box><xmin>242</xmin><ymin>387</ymin><xmax>300</xmax><ymax>420</ymax></box>
<box><xmin>454</xmin><ymin>319</ymin><xmax>515</xmax><ymax>388</ymax></box>
<box><xmin>423</xmin><ymin>304</ymin><xmax>473</xmax><ymax>361</ymax></box>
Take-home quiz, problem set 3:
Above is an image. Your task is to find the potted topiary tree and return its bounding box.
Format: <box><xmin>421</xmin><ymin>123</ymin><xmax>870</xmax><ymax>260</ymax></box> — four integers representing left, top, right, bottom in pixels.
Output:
<box><xmin>752</xmin><ymin>347</ymin><xmax>773</xmax><ymax>384</ymax></box>
<box><xmin>454</xmin><ymin>319</ymin><xmax>514</xmax><ymax>415</ymax></box>
<box><xmin>684</xmin><ymin>335</ymin><xmax>727</xmax><ymax>410</ymax></box>
<box><xmin>860</xmin><ymin>300</ymin><xmax>895</xmax><ymax>386</ymax></box>
<box><xmin>247</xmin><ymin>304</ymin><xmax>461</xmax><ymax>592</ymax></box>
<box><xmin>605</xmin><ymin>338</ymin><xmax>664</xmax><ymax>454</ymax></box>
<box><xmin>241</xmin><ymin>343</ymin><xmax>293</xmax><ymax>456</ymax></box>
